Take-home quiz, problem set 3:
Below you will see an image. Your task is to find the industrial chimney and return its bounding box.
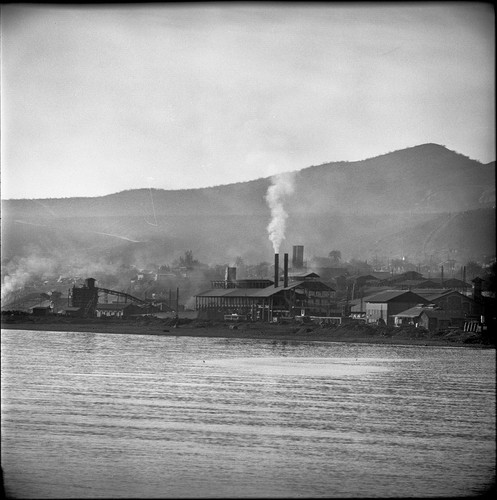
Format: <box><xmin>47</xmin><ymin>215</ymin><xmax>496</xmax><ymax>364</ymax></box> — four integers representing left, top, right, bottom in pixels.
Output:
<box><xmin>472</xmin><ymin>277</ymin><xmax>483</xmax><ymax>303</ymax></box>
<box><xmin>225</xmin><ymin>266</ymin><xmax>237</xmax><ymax>288</ymax></box>
<box><xmin>284</xmin><ymin>253</ymin><xmax>289</xmax><ymax>288</ymax></box>
<box><xmin>274</xmin><ymin>253</ymin><xmax>279</xmax><ymax>288</ymax></box>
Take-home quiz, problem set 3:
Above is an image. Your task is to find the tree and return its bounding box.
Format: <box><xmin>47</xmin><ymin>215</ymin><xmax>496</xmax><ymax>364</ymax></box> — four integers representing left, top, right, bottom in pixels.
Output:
<box><xmin>483</xmin><ymin>261</ymin><xmax>497</xmax><ymax>294</ymax></box>
<box><xmin>328</xmin><ymin>250</ymin><xmax>342</xmax><ymax>265</ymax></box>
<box><xmin>178</xmin><ymin>250</ymin><xmax>199</xmax><ymax>270</ymax></box>
<box><xmin>465</xmin><ymin>261</ymin><xmax>484</xmax><ymax>281</ymax></box>
<box><xmin>347</xmin><ymin>259</ymin><xmax>373</xmax><ymax>275</ymax></box>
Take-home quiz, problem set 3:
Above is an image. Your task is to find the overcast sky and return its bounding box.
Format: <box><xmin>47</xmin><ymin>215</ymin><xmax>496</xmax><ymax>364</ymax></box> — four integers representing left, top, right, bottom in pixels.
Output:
<box><xmin>1</xmin><ymin>2</ymin><xmax>494</xmax><ymax>200</ymax></box>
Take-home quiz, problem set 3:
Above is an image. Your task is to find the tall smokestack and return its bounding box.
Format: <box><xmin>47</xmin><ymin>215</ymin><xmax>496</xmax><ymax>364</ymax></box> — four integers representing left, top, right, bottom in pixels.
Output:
<box><xmin>284</xmin><ymin>253</ymin><xmax>289</xmax><ymax>288</ymax></box>
<box><xmin>274</xmin><ymin>253</ymin><xmax>279</xmax><ymax>288</ymax></box>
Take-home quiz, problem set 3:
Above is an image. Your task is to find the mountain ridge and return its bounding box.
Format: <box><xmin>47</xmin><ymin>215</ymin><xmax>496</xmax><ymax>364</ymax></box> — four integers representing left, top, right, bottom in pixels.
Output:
<box><xmin>2</xmin><ymin>143</ymin><xmax>495</xmax><ymax>218</ymax></box>
<box><xmin>1</xmin><ymin>143</ymin><xmax>495</xmax><ymax>269</ymax></box>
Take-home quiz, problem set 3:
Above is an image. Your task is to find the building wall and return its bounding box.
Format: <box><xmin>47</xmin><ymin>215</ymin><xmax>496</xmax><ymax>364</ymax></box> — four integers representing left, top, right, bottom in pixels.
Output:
<box><xmin>432</xmin><ymin>293</ymin><xmax>481</xmax><ymax>319</ymax></box>
<box><xmin>367</xmin><ymin>300</ymin><xmax>423</xmax><ymax>325</ymax></box>
<box><xmin>96</xmin><ymin>309</ymin><xmax>124</xmax><ymax>318</ymax></box>
<box><xmin>419</xmin><ymin>313</ymin><xmax>450</xmax><ymax>331</ymax></box>
<box><xmin>366</xmin><ymin>303</ymin><xmax>388</xmax><ymax>323</ymax></box>
<box><xmin>71</xmin><ymin>287</ymin><xmax>99</xmax><ymax>315</ymax></box>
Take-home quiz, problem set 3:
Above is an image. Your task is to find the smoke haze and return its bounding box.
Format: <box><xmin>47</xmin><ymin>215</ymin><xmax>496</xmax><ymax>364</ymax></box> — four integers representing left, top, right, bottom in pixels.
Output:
<box><xmin>265</xmin><ymin>172</ymin><xmax>296</xmax><ymax>253</ymax></box>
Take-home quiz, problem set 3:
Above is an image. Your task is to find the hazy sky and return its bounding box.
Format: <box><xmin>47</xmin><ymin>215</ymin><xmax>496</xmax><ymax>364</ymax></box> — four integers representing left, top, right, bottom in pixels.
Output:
<box><xmin>1</xmin><ymin>2</ymin><xmax>494</xmax><ymax>200</ymax></box>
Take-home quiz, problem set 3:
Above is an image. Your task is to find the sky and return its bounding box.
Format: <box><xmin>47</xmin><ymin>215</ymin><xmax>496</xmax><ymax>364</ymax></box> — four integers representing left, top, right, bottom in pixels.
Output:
<box><xmin>1</xmin><ymin>2</ymin><xmax>495</xmax><ymax>200</ymax></box>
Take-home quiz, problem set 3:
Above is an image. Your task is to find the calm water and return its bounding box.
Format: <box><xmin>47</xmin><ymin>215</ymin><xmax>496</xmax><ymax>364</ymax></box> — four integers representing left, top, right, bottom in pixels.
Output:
<box><xmin>1</xmin><ymin>329</ymin><xmax>495</xmax><ymax>498</ymax></box>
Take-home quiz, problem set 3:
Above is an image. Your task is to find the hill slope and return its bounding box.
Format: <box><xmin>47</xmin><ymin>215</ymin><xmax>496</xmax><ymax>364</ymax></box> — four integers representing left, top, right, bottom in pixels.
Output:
<box><xmin>1</xmin><ymin>144</ymin><xmax>495</xmax><ymax>272</ymax></box>
<box><xmin>3</xmin><ymin>143</ymin><xmax>495</xmax><ymax>218</ymax></box>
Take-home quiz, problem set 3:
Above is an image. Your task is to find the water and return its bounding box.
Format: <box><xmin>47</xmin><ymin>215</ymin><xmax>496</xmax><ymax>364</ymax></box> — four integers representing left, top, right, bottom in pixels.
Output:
<box><xmin>1</xmin><ymin>329</ymin><xmax>495</xmax><ymax>498</ymax></box>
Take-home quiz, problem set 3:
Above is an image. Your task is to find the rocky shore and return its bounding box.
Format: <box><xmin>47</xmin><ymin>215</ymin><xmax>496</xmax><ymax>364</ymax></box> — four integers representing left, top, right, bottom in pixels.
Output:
<box><xmin>1</xmin><ymin>315</ymin><xmax>494</xmax><ymax>348</ymax></box>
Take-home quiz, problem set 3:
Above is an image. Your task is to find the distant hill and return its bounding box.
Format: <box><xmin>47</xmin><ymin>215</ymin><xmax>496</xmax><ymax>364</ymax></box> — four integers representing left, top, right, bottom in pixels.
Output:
<box><xmin>1</xmin><ymin>144</ymin><xmax>495</xmax><ymax>272</ymax></box>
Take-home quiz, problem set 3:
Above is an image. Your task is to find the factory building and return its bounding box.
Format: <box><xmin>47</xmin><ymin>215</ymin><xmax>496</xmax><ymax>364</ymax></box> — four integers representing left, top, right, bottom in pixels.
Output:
<box><xmin>69</xmin><ymin>277</ymin><xmax>150</xmax><ymax>317</ymax></box>
<box><xmin>70</xmin><ymin>278</ymin><xmax>99</xmax><ymax>316</ymax></box>
<box><xmin>195</xmin><ymin>249</ymin><xmax>335</xmax><ymax>322</ymax></box>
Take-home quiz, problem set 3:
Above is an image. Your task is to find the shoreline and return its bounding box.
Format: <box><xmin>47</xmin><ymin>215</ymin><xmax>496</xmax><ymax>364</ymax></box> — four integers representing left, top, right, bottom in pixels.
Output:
<box><xmin>1</xmin><ymin>320</ymin><xmax>493</xmax><ymax>349</ymax></box>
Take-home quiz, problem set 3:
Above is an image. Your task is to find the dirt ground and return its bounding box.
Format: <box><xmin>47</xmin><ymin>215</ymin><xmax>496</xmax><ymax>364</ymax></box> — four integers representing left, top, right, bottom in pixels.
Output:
<box><xmin>1</xmin><ymin>315</ymin><xmax>494</xmax><ymax>348</ymax></box>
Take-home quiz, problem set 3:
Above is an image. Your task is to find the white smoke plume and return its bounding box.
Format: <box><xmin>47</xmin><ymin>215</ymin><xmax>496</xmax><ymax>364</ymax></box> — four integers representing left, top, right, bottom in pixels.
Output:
<box><xmin>0</xmin><ymin>250</ymin><xmax>130</xmax><ymax>306</ymax></box>
<box><xmin>265</xmin><ymin>172</ymin><xmax>296</xmax><ymax>253</ymax></box>
<box><xmin>1</xmin><ymin>255</ymin><xmax>59</xmax><ymax>303</ymax></box>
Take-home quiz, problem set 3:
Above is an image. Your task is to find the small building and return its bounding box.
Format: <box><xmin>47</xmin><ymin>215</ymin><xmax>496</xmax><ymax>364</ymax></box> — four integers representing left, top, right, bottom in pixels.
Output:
<box><xmin>95</xmin><ymin>302</ymin><xmax>158</xmax><ymax>318</ymax></box>
<box><xmin>349</xmin><ymin>297</ymin><xmax>366</xmax><ymax>320</ymax></box>
<box><xmin>413</xmin><ymin>289</ymin><xmax>482</xmax><ymax>328</ymax></box>
<box><xmin>395</xmin><ymin>279</ymin><xmax>441</xmax><ymax>290</ymax></box>
<box><xmin>393</xmin><ymin>304</ymin><xmax>450</xmax><ymax>331</ymax></box>
<box><xmin>31</xmin><ymin>300</ymin><xmax>54</xmax><ymax>316</ymax></box>
<box><xmin>382</xmin><ymin>271</ymin><xmax>424</xmax><ymax>285</ymax></box>
<box><xmin>95</xmin><ymin>303</ymin><xmax>133</xmax><ymax>318</ymax></box>
<box><xmin>428</xmin><ymin>277</ymin><xmax>470</xmax><ymax>293</ymax></box>
<box><xmin>419</xmin><ymin>309</ymin><xmax>452</xmax><ymax>331</ymax></box>
<box><xmin>364</xmin><ymin>290</ymin><xmax>429</xmax><ymax>326</ymax></box>
<box><xmin>63</xmin><ymin>306</ymin><xmax>82</xmax><ymax>317</ymax></box>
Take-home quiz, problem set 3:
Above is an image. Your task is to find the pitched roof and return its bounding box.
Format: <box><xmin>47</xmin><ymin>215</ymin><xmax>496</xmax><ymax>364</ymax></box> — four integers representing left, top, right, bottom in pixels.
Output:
<box><xmin>394</xmin><ymin>306</ymin><xmax>429</xmax><ymax>318</ymax></box>
<box><xmin>30</xmin><ymin>300</ymin><xmax>53</xmax><ymax>310</ymax></box>
<box><xmin>364</xmin><ymin>290</ymin><xmax>427</xmax><ymax>303</ymax></box>
<box><xmin>410</xmin><ymin>288</ymin><xmax>452</xmax><ymax>297</ymax></box>
<box><xmin>412</xmin><ymin>289</ymin><xmax>475</xmax><ymax>302</ymax></box>
<box><xmin>371</xmin><ymin>271</ymin><xmax>394</xmax><ymax>280</ymax></box>
<box><xmin>395</xmin><ymin>279</ymin><xmax>440</xmax><ymax>287</ymax></box>
<box><xmin>428</xmin><ymin>277</ymin><xmax>469</xmax><ymax>286</ymax></box>
<box><xmin>289</xmin><ymin>272</ymin><xmax>320</xmax><ymax>279</ymax></box>
<box><xmin>420</xmin><ymin>309</ymin><xmax>451</xmax><ymax>319</ymax></box>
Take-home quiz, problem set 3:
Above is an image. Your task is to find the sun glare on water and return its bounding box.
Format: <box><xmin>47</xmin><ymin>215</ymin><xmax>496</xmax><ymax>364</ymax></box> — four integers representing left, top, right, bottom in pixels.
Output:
<box><xmin>207</xmin><ymin>357</ymin><xmax>392</xmax><ymax>377</ymax></box>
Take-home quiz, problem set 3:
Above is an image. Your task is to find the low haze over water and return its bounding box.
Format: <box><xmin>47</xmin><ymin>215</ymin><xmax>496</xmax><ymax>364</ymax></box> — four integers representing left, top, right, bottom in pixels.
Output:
<box><xmin>1</xmin><ymin>330</ymin><xmax>495</xmax><ymax>498</ymax></box>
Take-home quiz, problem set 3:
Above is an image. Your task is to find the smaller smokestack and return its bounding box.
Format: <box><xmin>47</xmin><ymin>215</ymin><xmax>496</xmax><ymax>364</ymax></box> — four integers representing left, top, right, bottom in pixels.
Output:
<box><xmin>274</xmin><ymin>253</ymin><xmax>279</xmax><ymax>288</ymax></box>
<box><xmin>292</xmin><ymin>245</ymin><xmax>304</xmax><ymax>269</ymax></box>
<box><xmin>284</xmin><ymin>253</ymin><xmax>289</xmax><ymax>288</ymax></box>
<box><xmin>85</xmin><ymin>277</ymin><xmax>96</xmax><ymax>289</ymax></box>
<box><xmin>225</xmin><ymin>266</ymin><xmax>236</xmax><ymax>285</ymax></box>
<box><xmin>472</xmin><ymin>277</ymin><xmax>483</xmax><ymax>303</ymax></box>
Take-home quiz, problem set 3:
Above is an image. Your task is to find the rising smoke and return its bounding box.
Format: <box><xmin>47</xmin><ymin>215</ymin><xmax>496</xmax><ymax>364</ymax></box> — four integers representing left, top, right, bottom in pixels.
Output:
<box><xmin>265</xmin><ymin>172</ymin><xmax>296</xmax><ymax>253</ymax></box>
